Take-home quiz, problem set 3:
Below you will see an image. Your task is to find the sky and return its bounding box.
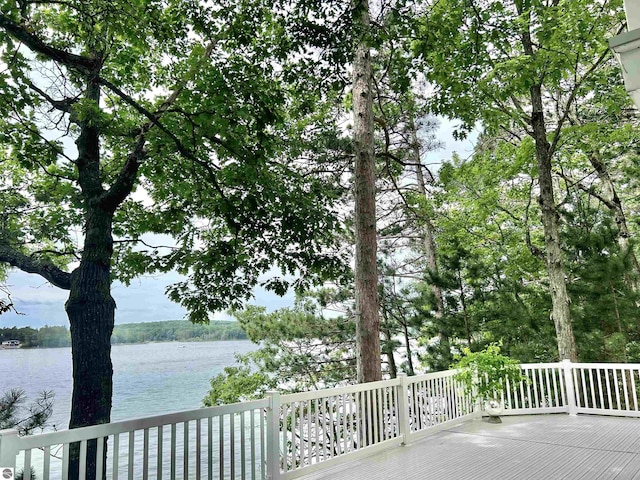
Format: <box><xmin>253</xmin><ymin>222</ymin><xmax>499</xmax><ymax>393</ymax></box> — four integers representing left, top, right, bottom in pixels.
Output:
<box><xmin>0</xmin><ymin>119</ymin><xmax>478</xmax><ymax>329</ymax></box>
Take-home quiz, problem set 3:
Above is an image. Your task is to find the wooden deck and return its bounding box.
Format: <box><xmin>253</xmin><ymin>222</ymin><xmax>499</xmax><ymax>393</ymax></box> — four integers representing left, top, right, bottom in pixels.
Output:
<box><xmin>298</xmin><ymin>414</ymin><xmax>640</xmax><ymax>480</ymax></box>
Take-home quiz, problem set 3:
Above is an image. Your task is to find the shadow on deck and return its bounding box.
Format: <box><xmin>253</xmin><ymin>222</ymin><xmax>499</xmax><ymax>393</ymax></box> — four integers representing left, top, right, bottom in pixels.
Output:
<box><xmin>299</xmin><ymin>415</ymin><xmax>640</xmax><ymax>480</ymax></box>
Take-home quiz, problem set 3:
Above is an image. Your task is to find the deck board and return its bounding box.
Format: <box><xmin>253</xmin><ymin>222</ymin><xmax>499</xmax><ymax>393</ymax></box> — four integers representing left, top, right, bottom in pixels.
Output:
<box><xmin>297</xmin><ymin>415</ymin><xmax>640</xmax><ymax>480</ymax></box>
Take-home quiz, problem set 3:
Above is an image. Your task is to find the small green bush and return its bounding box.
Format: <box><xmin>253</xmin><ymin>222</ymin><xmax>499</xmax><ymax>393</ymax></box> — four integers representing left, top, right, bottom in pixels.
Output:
<box><xmin>453</xmin><ymin>344</ymin><xmax>525</xmax><ymax>403</ymax></box>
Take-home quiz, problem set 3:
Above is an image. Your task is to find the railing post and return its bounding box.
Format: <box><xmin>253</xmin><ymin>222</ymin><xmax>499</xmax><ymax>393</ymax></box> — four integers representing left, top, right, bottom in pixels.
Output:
<box><xmin>266</xmin><ymin>392</ymin><xmax>281</xmax><ymax>480</ymax></box>
<box><xmin>562</xmin><ymin>360</ymin><xmax>578</xmax><ymax>415</ymax></box>
<box><xmin>0</xmin><ymin>429</ymin><xmax>19</xmax><ymax>476</ymax></box>
<box><xmin>396</xmin><ymin>374</ymin><xmax>410</xmax><ymax>446</ymax></box>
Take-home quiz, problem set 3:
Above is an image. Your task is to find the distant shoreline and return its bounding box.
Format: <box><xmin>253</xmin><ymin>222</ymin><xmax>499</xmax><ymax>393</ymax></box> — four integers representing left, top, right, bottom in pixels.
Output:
<box><xmin>5</xmin><ymin>338</ymin><xmax>255</xmax><ymax>349</ymax></box>
<box><xmin>0</xmin><ymin>320</ymin><xmax>248</xmax><ymax>348</ymax></box>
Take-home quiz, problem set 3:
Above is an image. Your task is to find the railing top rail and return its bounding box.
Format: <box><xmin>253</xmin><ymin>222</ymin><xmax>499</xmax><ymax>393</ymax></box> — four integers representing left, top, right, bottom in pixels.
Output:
<box><xmin>520</xmin><ymin>363</ymin><xmax>564</xmax><ymax>369</ymax></box>
<box><xmin>570</xmin><ymin>362</ymin><xmax>640</xmax><ymax>369</ymax></box>
<box><xmin>407</xmin><ymin>369</ymin><xmax>460</xmax><ymax>384</ymax></box>
<box><xmin>14</xmin><ymin>398</ymin><xmax>270</xmax><ymax>451</ymax></box>
<box><xmin>519</xmin><ymin>361</ymin><xmax>640</xmax><ymax>369</ymax></box>
<box><xmin>281</xmin><ymin>378</ymin><xmax>399</xmax><ymax>403</ymax></box>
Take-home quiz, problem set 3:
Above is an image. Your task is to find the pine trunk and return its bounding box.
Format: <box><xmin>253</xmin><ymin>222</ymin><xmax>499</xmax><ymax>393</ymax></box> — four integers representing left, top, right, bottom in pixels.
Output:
<box><xmin>353</xmin><ymin>0</ymin><xmax>381</xmax><ymax>383</ymax></box>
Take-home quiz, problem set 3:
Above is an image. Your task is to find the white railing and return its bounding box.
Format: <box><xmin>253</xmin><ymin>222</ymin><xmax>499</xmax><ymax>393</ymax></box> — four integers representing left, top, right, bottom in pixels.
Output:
<box><xmin>0</xmin><ymin>399</ymin><xmax>269</xmax><ymax>480</ymax></box>
<box><xmin>571</xmin><ymin>363</ymin><xmax>640</xmax><ymax>417</ymax></box>
<box><xmin>405</xmin><ymin>369</ymin><xmax>474</xmax><ymax>436</ymax></box>
<box><xmin>501</xmin><ymin>362</ymin><xmax>570</xmax><ymax>415</ymax></box>
<box><xmin>3</xmin><ymin>361</ymin><xmax>640</xmax><ymax>479</ymax></box>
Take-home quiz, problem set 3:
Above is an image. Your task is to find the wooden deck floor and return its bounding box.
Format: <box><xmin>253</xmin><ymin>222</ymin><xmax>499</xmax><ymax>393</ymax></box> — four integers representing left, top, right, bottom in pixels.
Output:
<box><xmin>298</xmin><ymin>415</ymin><xmax>640</xmax><ymax>480</ymax></box>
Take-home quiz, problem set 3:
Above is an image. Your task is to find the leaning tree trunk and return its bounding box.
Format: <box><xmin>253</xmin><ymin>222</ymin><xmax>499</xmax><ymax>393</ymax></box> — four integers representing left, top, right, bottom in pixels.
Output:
<box><xmin>352</xmin><ymin>0</ymin><xmax>381</xmax><ymax>384</ymax></box>
<box><xmin>409</xmin><ymin>116</ymin><xmax>451</xmax><ymax>369</ymax></box>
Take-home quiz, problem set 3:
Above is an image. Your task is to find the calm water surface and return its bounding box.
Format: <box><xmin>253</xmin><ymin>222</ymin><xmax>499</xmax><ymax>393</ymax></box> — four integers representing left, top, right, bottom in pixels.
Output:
<box><xmin>0</xmin><ymin>340</ymin><xmax>257</xmax><ymax>429</ymax></box>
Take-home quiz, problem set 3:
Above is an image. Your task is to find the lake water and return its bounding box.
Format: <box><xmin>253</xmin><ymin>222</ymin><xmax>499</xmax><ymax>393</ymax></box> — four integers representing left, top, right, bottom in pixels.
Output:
<box><xmin>0</xmin><ymin>340</ymin><xmax>258</xmax><ymax>430</ymax></box>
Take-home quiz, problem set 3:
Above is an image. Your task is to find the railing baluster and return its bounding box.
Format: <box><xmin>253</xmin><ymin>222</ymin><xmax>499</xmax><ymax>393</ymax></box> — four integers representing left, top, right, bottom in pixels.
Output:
<box><xmin>170</xmin><ymin>424</ymin><xmax>176</xmax><ymax>480</ymax></box>
<box><xmin>450</xmin><ymin>376</ymin><xmax>457</xmax><ymax>420</ymax></box>
<box><xmin>43</xmin><ymin>445</ymin><xmax>51</xmax><ymax>480</ymax></box>
<box><xmin>525</xmin><ymin>369</ymin><xmax>533</xmax><ymax>409</ymax></box>
<box><xmin>260</xmin><ymin>408</ymin><xmax>265</xmax><ymax>480</ymax></box>
<box><xmin>62</xmin><ymin>442</ymin><xmax>70</xmax><ymax>480</ymax></box>
<box><xmin>341</xmin><ymin>395</ymin><xmax>347</xmax><ymax>455</ymax></box>
<box><xmin>367</xmin><ymin>390</ymin><xmax>374</xmax><ymax>444</ymax></box>
<box><xmin>536</xmin><ymin>368</ymin><xmax>544</xmax><ymax>407</ymax></box>
<box><xmin>208</xmin><ymin>417</ymin><xmax>213</xmax><ymax>480</ymax></box>
<box><xmin>633</xmin><ymin>370</ymin><xmax>639</xmax><ymax>411</ymax></box>
<box><xmin>579</xmin><ymin>368</ymin><xmax>587</xmax><ymax>408</ymax></box>
<box><xmin>23</xmin><ymin>448</ymin><xmax>32</xmax><ymax>480</ymax></box>
<box><xmin>219</xmin><ymin>415</ymin><xmax>224</xmax><ymax>480</ymax></box>
<box><xmin>143</xmin><ymin>428</ymin><xmax>149</xmax><ymax>480</ymax></box>
<box><xmin>240</xmin><ymin>412</ymin><xmax>246</xmax><ymax>480</ymax></box>
<box><xmin>230</xmin><ymin>412</ymin><xmax>236</xmax><ymax>478</ymax></box>
<box><xmin>128</xmin><ymin>431</ymin><xmax>134</xmax><ymax>480</ymax></box>
<box><xmin>614</xmin><ymin>369</ymin><xmax>621</xmax><ymax>410</ymax></box>
<box><xmin>372</xmin><ymin>389</ymin><xmax>379</xmax><ymax>445</ymax></box>
<box><xmin>112</xmin><ymin>433</ymin><xmax>119</xmax><ymax>480</ymax></box>
<box><xmin>306</xmin><ymin>399</ymin><xmax>312</xmax><ymax>461</ymax></box>
<box><xmin>622</xmin><ymin>369</ymin><xmax>630</xmax><ymax>411</ymax></box>
<box><xmin>558</xmin><ymin>366</ymin><xmax>567</xmax><ymax>407</ymax></box>
<box><xmin>551</xmin><ymin>367</ymin><xmax>560</xmax><ymax>408</ymax></box>
<box><xmin>588</xmin><ymin>368</ymin><xmax>596</xmax><ymax>409</ymax></box>
<box><xmin>544</xmin><ymin>367</ymin><xmax>552</xmax><ymax>407</ymax></box>
<box><xmin>157</xmin><ymin>426</ymin><xmax>163</xmax><ymax>480</ymax></box>
<box><xmin>196</xmin><ymin>419</ymin><xmax>201</xmax><ymax>480</ymax></box>
<box><xmin>531</xmin><ymin>368</ymin><xmax>540</xmax><ymax>407</ymax></box>
<box><xmin>250</xmin><ymin>409</ymin><xmax>256</xmax><ymax>480</ymax></box>
<box><xmin>314</xmin><ymin>398</ymin><xmax>320</xmax><ymax>463</ymax></box>
<box><xmin>379</xmin><ymin>388</ymin><xmax>385</xmax><ymax>441</ymax></box>
<box><xmin>183</xmin><ymin>421</ymin><xmax>189</xmax><ymax>480</ymax></box>
<box><xmin>597</xmin><ymin>368</ymin><xmax>605</xmax><ymax>410</ymax></box>
<box><xmin>352</xmin><ymin>394</ymin><xmax>358</xmax><ymax>450</ymax></box>
<box><xmin>291</xmin><ymin>402</ymin><xmax>297</xmax><ymax>470</ymax></box>
<box><xmin>605</xmin><ymin>368</ymin><xmax>613</xmax><ymax>409</ymax></box>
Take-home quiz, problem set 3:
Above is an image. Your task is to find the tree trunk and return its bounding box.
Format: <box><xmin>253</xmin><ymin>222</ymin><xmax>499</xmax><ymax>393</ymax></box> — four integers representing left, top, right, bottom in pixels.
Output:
<box><xmin>402</xmin><ymin>321</ymin><xmax>415</xmax><ymax>376</ymax></box>
<box><xmin>519</xmin><ymin>11</ymin><xmax>577</xmax><ymax>361</ymax></box>
<box><xmin>409</xmin><ymin>116</ymin><xmax>451</xmax><ymax>368</ymax></box>
<box><xmin>530</xmin><ymin>85</ymin><xmax>577</xmax><ymax>361</ymax></box>
<box><xmin>381</xmin><ymin>326</ymin><xmax>397</xmax><ymax>378</ymax></box>
<box><xmin>65</xmin><ymin>204</ymin><xmax>115</xmax><ymax>480</ymax></box>
<box><xmin>353</xmin><ymin>0</ymin><xmax>381</xmax><ymax>383</ymax></box>
<box><xmin>65</xmin><ymin>75</ymin><xmax>116</xmax><ymax>480</ymax></box>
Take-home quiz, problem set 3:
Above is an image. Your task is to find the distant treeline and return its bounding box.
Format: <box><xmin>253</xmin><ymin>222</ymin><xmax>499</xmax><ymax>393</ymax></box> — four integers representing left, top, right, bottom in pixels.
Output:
<box><xmin>0</xmin><ymin>320</ymin><xmax>247</xmax><ymax>348</ymax></box>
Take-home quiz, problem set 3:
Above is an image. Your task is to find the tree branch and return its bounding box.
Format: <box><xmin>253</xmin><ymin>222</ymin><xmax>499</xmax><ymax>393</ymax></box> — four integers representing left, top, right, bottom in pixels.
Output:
<box><xmin>27</xmin><ymin>80</ymin><xmax>78</xmax><ymax>113</ymax></box>
<box><xmin>99</xmin><ymin>42</ymin><xmax>221</xmax><ymax>211</ymax></box>
<box><xmin>0</xmin><ymin>243</ymin><xmax>71</xmax><ymax>290</ymax></box>
<box><xmin>0</xmin><ymin>14</ymin><xmax>97</xmax><ymax>75</ymax></box>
